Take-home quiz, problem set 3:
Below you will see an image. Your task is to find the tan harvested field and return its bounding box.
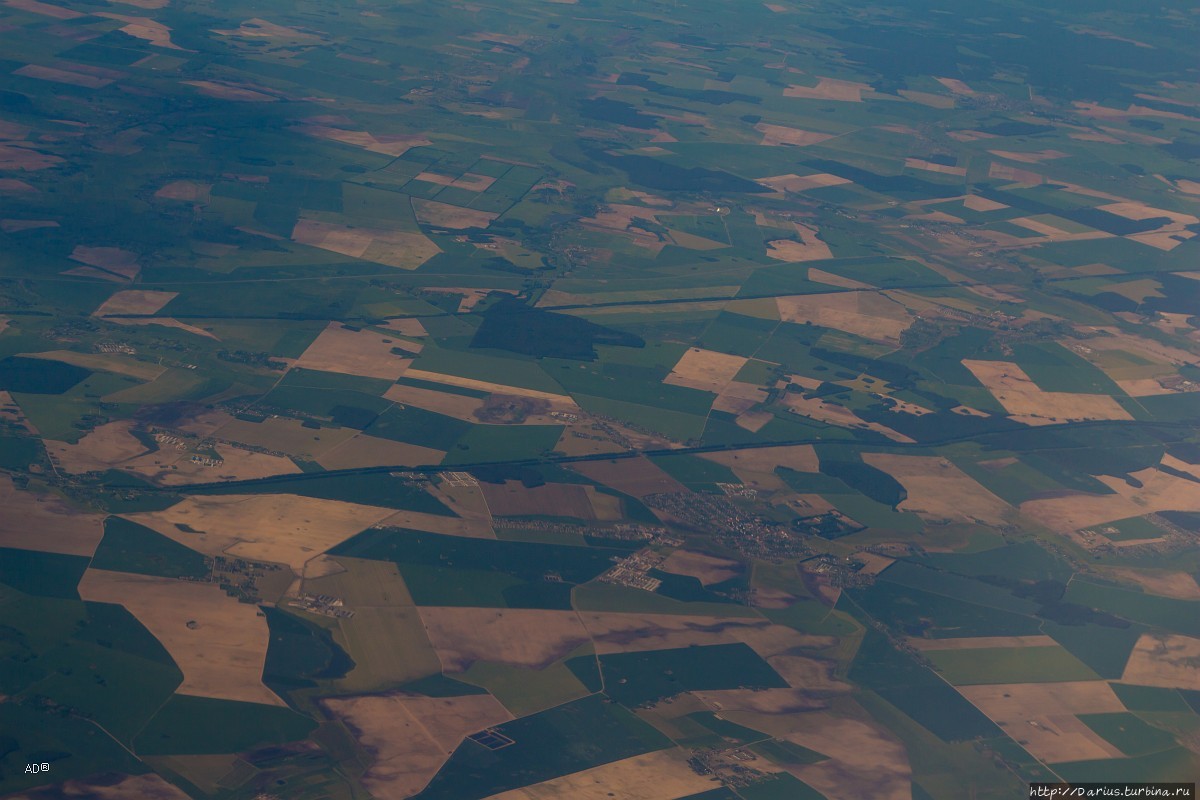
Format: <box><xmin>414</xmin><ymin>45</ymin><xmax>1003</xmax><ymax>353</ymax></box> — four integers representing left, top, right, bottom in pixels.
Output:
<box><xmin>806</xmin><ymin>267</ymin><xmax>872</xmax><ymax>289</ymax></box>
<box><xmin>8</xmin><ymin>773</ymin><xmax>193</xmax><ymax>800</ymax></box>
<box><xmin>692</xmin><ymin>688</ymin><xmax>829</xmax><ymax>717</ymax></box>
<box><xmin>78</xmin><ymin>569</ymin><xmax>283</xmax><ymax>706</ymax></box>
<box><xmin>316</xmin><ymin>433</ymin><xmax>445</xmax><ymax>470</ymax></box>
<box><xmin>904</xmin><ymin>158</ymin><xmax>967</xmax><ymax>176</ymax></box>
<box><xmin>382</xmin><ymin>317</ymin><xmax>428</xmax><ymax>337</ymax></box>
<box><xmin>1022</xmin><ymin>466</ymin><xmax>1200</xmax><ymax>533</ymax></box>
<box><xmin>0</xmin><ymin>219</ymin><xmax>56</xmax><ymax>232</ymax></box>
<box><xmin>294</xmin><ymin>321</ymin><xmax>413</xmax><ymax>380</ymax></box>
<box><xmin>45</xmin><ymin>419</ymin><xmax>151</xmax><ymax>474</ymax></box>
<box><xmin>987</xmin><ymin>162</ymin><xmax>1044</xmax><ymax>184</ymax></box>
<box><xmin>779</xmin><ymin>392</ymin><xmax>914</xmax><ymax>443</ymax></box>
<box><xmin>963</xmin><ymin>194</ymin><xmax>1008</xmax><ymax>211</ymax></box>
<box><xmin>69</xmin><ymin>245</ymin><xmax>140</xmax><ymax>279</ymax></box>
<box><xmin>959</xmin><ymin>682</ymin><xmax>1124</xmax><ymax>763</ymax></box>
<box><xmin>0</xmin><ymin>142</ymin><xmax>62</xmax><ymax>171</ymax></box>
<box><xmin>4</xmin><ymin>0</ymin><xmax>84</xmax><ymax>17</ymax></box>
<box><xmin>129</xmin><ymin>442</ymin><xmax>302</xmax><ymax>486</ymax></box>
<box><xmin>1008</xmin><ymin>216</ymin><xmax>1109</xmax><ymax>241</ymax></box>
<box><xmin>0</xmin><ymin>477</ymin><xmax>104</xmax><ymax>556</ymax></box>
<box><xmin>384</xmin><ymin>381</ymin><xmax>484</xmax><ymax>419</ymax></box>
<box><xmin>782</xmin><ymin>715</ymin><xmax>910</xmax><ymax>800</ymax></box>
<box><xmin>701</xmin><ymin>443</ymin><xmax>818</xmax><ymax>473</ymax></box>
<box><xmin>14</xmin><ymin>64</ymin><xmax>113</xmax><ymax>88</ymax></box>
<box><xmin>988</xmin><ymin>149</ymin><xmax>1069</xmax><ymax>164</ymax></box>
<box><xmin>711</xmin><ymin>379</ymin><xmax>768</xmax><ymax>416</ymax></box>
<box><xmin>908</xmin><ymin>635</ymin><xmax>1059</xmax><ymax>651</ymax></box>
<box><xmin>480</xmin><ymin>480</ymin><xmax>617</xmax><ymax>520</ymax></box>
<box><xmin>862</xmin><ymin>454</ymin><xmax>1012</xmax><ymax>525</ymax></box>
<box><xmin>404</xmin><ymin>369</ymin><xmax>575</xmax><ymax>404</ymax></box>
<box><xmin>92</xmin><ymin>289</ymin><xmax>177</xmax><ymax>317</ymax></box>
<box><xmin>962</xmin><ymin>359</ymin><xmax>1132</xmax><ymax>424</ymax></box>
<box><xmin>663</xmin><ymin>347</ymin><xmax>747</xmax><ymax>393</ymax></box>
<box><xmin>570</xmin><ymin>457</ymin><xmax>689</xmax><ymax>498</ymax></box>
<box><xmin>384</xmin><ymin>382</ymin><xmax>576</xmax><ymax>426</ymax></box>
<box><xmin>765</xmin><ymin>222</ymin><xmax>832</xmax><ymax>262</ymax></box>
<box><xmin>1128</xmin><ymin>230</ymin><xmax>1194</xmax><ymax>251</ymax></box>
<box><xmin>155</xmin><ymin>180</ymin><xmax>211</xmax><ymax>202</ymax></box>
<box><xmin>784</xmin><ymin>77</ymin><xmax>869</xmax><ymax>101</ymax></box>
<box><xmin>184</xmin><ymin>80</ymin><xmax>276</xmax><ymax>101</ymax></box>
<box><xmin>755</xmin><ymin>123</ymin><xmax>834</xmax><ymax>146</ymax></box>
<box><xmin>660</xmin><ymin>550</ymin><xmax>741</xmax><ymax>586</ymax></box>
<box><xmin>935</xmin><ymin>77</ymin><xmax>975</xmax><ymax>95</ymax></box>
<box><xmin>1108</xmin><ymin>568</ymin><xmax>1200</xmax><ymax>600</ymax></box>
<box><xmin>758</xmin><ymin>172</ymin><xmax>850</xmax><ymax>193</ymax></box>
<box><xmin>413</xmin><ymin>198</ymin><xmax>498</xmax><ymax>229</ymax></box>
<box><xmin>415</xmin><ymin>171</ymin><xmax>496</xmax><ymax>192</ymax></box>
<box><xmin>126</xmin><ymin>494</ymin><xmax>393</xmax><ymax>573</ymax></box>
<box><xmin>291</xmin><ymin>218</ymin><xmax>439</xmax><ymax>269</ymax></box>
<box><xmin>96</xmin><ymin>11</ymin><xmax>185</xmax><ymax>49</ymax></box>
<box><xmin>0</xmin><ymin>178</ymin><xmax>36</xmax><ymax>192</ymax></box>
<box><xmin>294</xmin><ymin>123</ymin><xmax>429</xmax><ymax>157</ymax></box>
<box><xmin>1122</xmin><ymin>633</ymin><xmax>1200</xmax><ymax>690</ymax></box>
<box><xmin>776</xmin><ymin>292</ymin><xmax>910</xmax><ymax>342</ymax></box>
<box><xmin>419</xmin><ymin>607</ymin><xmax>591</xmax><ymax>671</ymax></box>
<box><xmin>106</xmin><ymin>316</ymin><xmax>218</xmax><ymax>340</ymax></box>
<box><xmin>323</xmin><ymin>693</ymin><xmax>512</xmax><ymax>800</ymax></box>
<box><xmin>211</xmin><ymin>416</ymin><xmax>358</xmax><ymax>460</ymax></box>
<box><xmin>378</xmin><ymin>506</ymin><xmax>493</xmax><ymax>539</ymax></box>
<box><xmin>22</xmin><ymin>349</ymin><xmax>165</xmax><ymax>382</ymax></box>
<box><xmin>482</xmin><ymin>750</ymin><xmax>715</xmax><ymax>800</ymax></box>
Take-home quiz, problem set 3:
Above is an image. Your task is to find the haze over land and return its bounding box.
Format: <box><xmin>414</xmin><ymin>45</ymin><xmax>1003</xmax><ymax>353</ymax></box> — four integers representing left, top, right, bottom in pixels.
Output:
<box><xmin>0</xmin><ymin>0</ymin><xmax>1199</xmax><ymax>798</ymax></box>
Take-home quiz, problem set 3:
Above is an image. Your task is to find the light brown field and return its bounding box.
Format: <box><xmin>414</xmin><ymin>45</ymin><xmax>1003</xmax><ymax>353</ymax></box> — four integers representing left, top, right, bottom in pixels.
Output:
<box><xmin>412</xmin><ymin>198</ymin><xmax>498</xmax><ymax>230</ymax></box>
<box><xmin>663</xmin><ymin>347</ymin><xmax>747</xmax><ymax>393</ymax></box>
<box><xmin>692</xmin><ymin>688</ymin><xmax>828</xmax><ymax>717</ymax></box>
<box><xmin>862</xmin><ymin>454</ymin><xmax>1012</xmax><ymax>525</ymax></box>
<box><xmin>935</xmin><ymin>77</ymin><xmax>975</xmax><ymax>95</ymax></box>
<box><xmin>78</xmin><ymin>569</ymin><xmax>283</xmax><ymax>705</ymax></box>
<box><xmin>210</xmin><ymin>416</ymin><xmax>357</xmax><ymax>460</ymax></box>
<box><xmin>704</xmin><ymin>445</ymin><xmax>817</xmax><ymax>475</ymax></box>
<box><xmin>16</xmin><ymin>63</ymin><xmax>116</xmax><ymax>88</ymax></box>
<box><xmin>962</xmin><ymin>359</ymin><xmax>1132</xmax><ymax>425</ymax></box>
<box><xmin>294</xmin><ymin>123</ymin><xmax>430</xmax><ymax>157</ymax></box>
<box><xmin>0</xmin><ymin>219</ymin><xmax>56</xmax><ymax>232</ymax></box>
<box><xmin>107</xmin><ymin>316</ymin><xmax>218</xmax><ymax>340</ymax></box>
<box><xmin>959</xmin><ymin>682</ymin><xmax>1124</xmax><ymax>763</ymax></box>
<box><xmin>480</xmin><ymin>480</ymin><xmax>617</xmax><ymax>520</ymax></box>
<box><xmin>128</xmin><ymin>442</ymin><xmax>302</xmax><ymax>486</ymax></box>
<box><xmin>4</xmin><ymin>0</ymin><xmax>84</xmax><ymax>17</ymax></box>
<box><xmin>988</xmin><ymin>162</ymin><xmax>1044</xmax><ymax>184</ymax></box>
<box><xmin>294</xmin><ymin>322</ymin><xmax>413</xmax><ymax>380</ymax></box>
<box><xmin>1108</xmin><ymin>568</ymin><xmax>1200</xmax><ymax>600</ymax></box>
<box><xmin>776</xmin><ymin>292</ymin><xmax>910</xmax><ymax>342</ymax></box>
<box><xmin>0</xmin><ymin>178</ymin><xmax>36</xmax><ymax>192</ymax></box>
<box><xmin>988</xmin><ymin>149</ymin><xmax>1069</xmax><ymax>164</ymax></box>
<box><xmin>96</xmin><ymin>11</ymin><xmax>185</xmax><ymax>49</ymax></box>
<box><xmin>963</xmin><ymin>194</ymin><xmax>1008</xmax><ymax>211</ymax></box>
<box><xmin>316</xmin><ymin>433</ymin><xmax>445</xmax><ymax>470</ymax></box>
<box><xmin>1022</xmin><ymin>465</ymin><xmax>1200</xmax><ymax>533</ymax></box>
<box><xmin>779</xmin><ymin>714</ymin><xmax>910</xmax><ymax>800</ymax></box>
<box><xmin>779</xmin><ymin>392</ymin><xmax>914</xmax><ymax>443</ymax></box>
<box><xmin>44</xmin><ymin>420</ymin><xmax>149</xmax><ymax>474</ymax></box>
<box><xmin>403</xmin><ymin>369</ymin><xmax>575</xmax><ymax>404</ymax></box>
<box><xmin>1122</xmin><ymin>633</ymin><xmax>1200</xmax><ymax>690</ymax></box>
<box><xmin>483</xmin><ymin>750</ymin><xmax>715</xmax><ymax>800</ymax></box>
<box><xmin>904</xmin><ymin>158</ymin><xmax>966</xmax><ymax>176</ymax></box>
<box><xmin>155</xmin><ymin>180</ymin><xmax>211</xmax><ymax>202</ymax></box>
<box><xmin>9</xmin><ymin>773</ymin><xmax>193</xmax><ymax>800</ymax></box>
<box><xmin>69</xmin><ymin>245</ymin><xmax>140</xmax><ymax>279</ymax></box>
<box><xmin>660</xmin><ymin>550</ymin><xmax>741</xmax><ymax>586</ymax></box>
<box><xmin>382</xmin><ymin>317</ymin><xmax>428</xmax><ymax>337</ymax></box>
<box><xmin>322</xmin><ymin>693</ymin><xmax>512</xmax><ymax>800</ymax></box>
<box><xmin>0</xmin><ymin>142</ymin><xmax>64</xmax><ymax>170</ymax></box>
<box><xmin>908</xmin><ymin>635</ymin><xmax>1059</xmax><ymax>651</ymax></box>
<box><xmin>93</xmin><ymin>289</ymin><xmax>177</xmax><ymax>317</ymax></box>
<box><xmin>126</xmin><ymin>494</ymin><xmax>393</xmax><ymax>573</ymax></box>
<box><xmin>570</xmin><ymin>457</ymin><xmax>689</xmax><ymax>498</ymax></box>
<box><xmin>755</xmin><ymin>123</ymin><xmax>834</xmax><ymax>146</ymax></box>
<box><xmin>385</xmin><ymin>381</ymin><xmax>484</xmax><ymax>420</ymax></box>
<box><xmin>758</xmin><ymin>173</ymin><xmax>850</xmax><ymax>193</ymax></box>
<box><xmin>784</xmin><ymin>77</ymin><xmax>869</xmax><ymax>101</ymax></box>
<box><xmin>22</xmin><ymin>349</ymin><xmax>165</xmax><ymax>382</ymax></box>
<box><xmin>711</xmin><ymin>380</ymin><xmax>769</xmax><ymax>416</ymax></box>
<box><xmin>765</xmin><ymin>222</ymin><xmax>833</xmax><ymax>262</ymax></box>
<box><xmin>378</xmin><ymin>506</ymin><xmax>493</xmax><ymax>539</ymax></box>
<box><xmin>418</xmin><ymin>608</ymin><xmax>590</xmax><ymax>672</ymax></box>
<box><xmin>292</xmin><ymin>219</ymin><xmax>440</xmax><ymax>269</ymax></box>
<box><xmin>416</xmin><ymin>171</ymin><xmax>496</xmax><ymax>192</ymax></box>
<box><xmin>182</xmin><ymin>80</ymin><xmax>276</xmax><ymax>101</ymax></box>
<box><xmin>0</xmin><ymin>477</ymin><xmax>104</xmax><ymax>556</ymax></box>
<box><xmin>900</xmin><ymin>90</ymin><xmax>956</xmax><ymax>108</ymax></box>
<box><xmin>806</xmin><ymin>268</ymin><xmax>872</xmax><ymax>290</ymax></box>
<box><xmin>1128</xmin><ymin>230</ymin><xmax>1194</xmax><ymax>251</ymax></box>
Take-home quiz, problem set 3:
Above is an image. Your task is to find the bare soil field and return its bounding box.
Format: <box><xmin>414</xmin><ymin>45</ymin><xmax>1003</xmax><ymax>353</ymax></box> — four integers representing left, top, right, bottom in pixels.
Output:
<box><xmin>45</xmin><ymin>419</ymin><xmax>150</xmax><ymax>474</ymax></box>
<box><xmin>578</xmin><ymin>612</ymin><xmax>826</xmax><ymax>662</ymax></box>
<box><xmin>711</xmin><ymin>380</ymin><xmax>769</xmax><ymax>416</ymax></box>
<box><xmin>660</xmin><ymin>550</ymin><xmax>741</xmax><ymax>586</ymax></box>
<box><xmin>776</xmin><ymin>293</ymin><xmax>910</xmax><ymax>343</ymax></box>
<box><xmin>418</xmin><ymin>607</ymin><xmax>591</xmax><ymax>671</ymax></box>
<box><xmin>959</xmin><ymin>681</ymin><xmax>1124</xmax><ymax>763</ymax></box>
<box><xmin>126</xmin><ymin>494</ymin><xmax>394</xmax><ymax>573</ymax></box>
<box><xmin>701</xmin><ymin>444</ymin><xmax>818</xmax><ymax>474</ymax></box>
<box><xmin>570</xmin><ymin>457</ymin><xmax>689</xmax><ymax>498</ymax></box>
<box><xmin>321</xmin><ymin>693</ymin><xmax>511</xmax><ymax>800</ymax></box>
<box><xmin>78</xmin><ymin>569</ymin><xmax>283</xmax><ymax>706</ymax></box>
<box><xmin>403</xmin><ymin>369</ymin><xmax>575</xmax><ymax>404</ymax></box>
<box><xmin>69</xmin><ymin>245</ymin><xmax>140</xmax><ymax>279</ymax></box>
<box><xmin>904</xmin><ymin>158</ymin><xmax>967</xmax><ymax>176</ymax></box>
<box><xmin>758</xmin><ymin>173</ymin><xmax>850</xmax><ymax>193</ymax></box>
<box><xmin>482</xmin><ymin>750</ymin><xmax>716</xmax><ymax>800</ymax></box>
<box><xmin>294</xmin><ymin>123</ymin><xmax>431</xmax><ymax>157</ymax></box>
<box><xmin>908</xmin><ymin>635</ymin><xmax>1059</xmax><ymax>651</ymax></box>
<box><xmin>292</xmin><ymin>219</ymin><xmax>440</xmax><ymax>269</ymax></box>
<box><xmin>1108</xmin><ymin>568</ymin><xmax>1200</xmax><ymax>600</ymax></box>
<box><xmin>779</xmin><ymin>392</ymin><xmax>914</xmax><ymax>443</ymax></box>
<box><xmin>412</xmin><ymin>198</ymin><xmax>498</xmax><ymax>229</ymax></box>
<box><xmin>92</xmin><ymin>289</ymin><xmax>177</xmax><ymax>317</ymax></box>
<box><xmin>316</xmin><ymin>433</ymin><xmax>446</xmax><ymax>470</ymax></box>
<box><xmin>131</xmin><ymin>442</ymin><xmax>302</xmax><ymax>485</ymax></box>
<box><xmin>294</xmin><ymin>322</ymin><xmax>413</xmax><ymax>380</ymax></box>
<box><xmin>154</xmin><ymin>180</ymin><xmax>211</xmax><ymax>202</ymax></box>
<box><xmin>755</xmin><ymin>123</ymin><xmax>834</xmax><ymax>146</ymax></box>
<box><xmin>15</xmin><ymin>64</ymin><xmax>113</xmax><ymax>88</ymax></box>
<box><xmin>1021</xmin><ymin>466</ymin><xmax>1200</xmax><ymax>533</ymax></box>
<box><xmin>95</xmin><ymin>11</ymin><xmax>185</xmax><ymax>49</ymax></box>
<box><xmin>783</xmin><ymin>77</ymin><xmax>870</xmax><ymax>101</ymax></box>
<box><xmin>663</xmin><ymin>347</ymin><xmax>747</xmax><ymax>393</ymax></box>
<box><xmin>212</xmin><ymin>416</ymin><xmax>357</xmax><ymax>460</ymax></box>
<box><xmin>1122</xmin><ymin>633</ymin><xmax>1200</xmax><ymax>690</ymax></box>
<box><xmin>480</xmin><ymin>480</ymin><xmax>616</xmax><ymax>520</ymax></box>
<box><xmin>765</xmin><ymin>222</ymin><xmax>833</xmax><ymax>262</ymax></box>
<box><xmin>862</xmin><ymin>454</ymin><xmax>1012</xmax><ymax>525</ymax></box>
<box><xmin>962</xmin><ymin>359</ymin><xmax>1132</xmax><ymax>425</ymax></box>
<box><xmin>183</xmin><ymin>80</ymin><xmax>277</xmax><ymax>101</ymax></box>
<box><xmin>0</xmin><ymin>477</ymin><xmax>104</xmax><ymax>556</ymax></box>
